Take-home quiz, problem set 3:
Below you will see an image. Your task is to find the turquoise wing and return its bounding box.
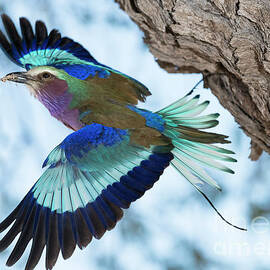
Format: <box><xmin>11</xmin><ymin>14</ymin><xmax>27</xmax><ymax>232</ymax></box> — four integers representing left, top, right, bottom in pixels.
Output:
<box><xmin>0</xmin><ymin>14</ymin><xmax>99</xmax><ymax>69</ymax></box>
<box><xmin>0</xmin><ymin>123</ymin><xmax>173</xmax><ymax>270</ymax></box>
<box><xmin>0</xmin><ymin>14</ymin><xmax>151</xmax><ymax>101</ymax></box>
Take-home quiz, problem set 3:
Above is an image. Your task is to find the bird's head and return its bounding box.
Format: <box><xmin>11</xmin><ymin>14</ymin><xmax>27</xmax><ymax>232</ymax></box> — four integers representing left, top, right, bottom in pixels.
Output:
<box><xmin>1</xmin><ymin>66</ymin><xmax>71</xmax><ymax>97</ymax></box>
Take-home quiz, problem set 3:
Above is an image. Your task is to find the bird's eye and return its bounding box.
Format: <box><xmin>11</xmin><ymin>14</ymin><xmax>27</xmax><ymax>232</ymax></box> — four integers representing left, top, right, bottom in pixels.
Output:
<box><xmin>41</xmin><ymin>72</ymin><xmax>52</xmax><ymax>79</ymax></box>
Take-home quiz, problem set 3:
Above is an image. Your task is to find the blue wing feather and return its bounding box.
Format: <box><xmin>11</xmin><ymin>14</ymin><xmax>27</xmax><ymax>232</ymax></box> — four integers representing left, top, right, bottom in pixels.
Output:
<box><xmin>0</xmin><ymin>15</ymin><xmax>99</xmax><ymax>71</ymax></box>
<box><xmin>0</xmin><ymin>123</ymin><xmax>173</xmax><ymax>269</ymax></box>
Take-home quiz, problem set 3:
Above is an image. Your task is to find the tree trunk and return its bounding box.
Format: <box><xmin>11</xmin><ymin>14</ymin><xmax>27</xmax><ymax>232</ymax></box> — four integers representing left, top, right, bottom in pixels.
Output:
<box><xmin>115</xmin><ymin>0</ymin><xmax>270</xmax><ymax>160</ymax></box>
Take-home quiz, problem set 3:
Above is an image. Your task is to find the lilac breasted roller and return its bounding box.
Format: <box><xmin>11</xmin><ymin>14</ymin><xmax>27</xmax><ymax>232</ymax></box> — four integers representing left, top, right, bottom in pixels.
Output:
<box><xmin>0</xmin><ymin>14</ymin><xmax>239</xmax><ymax>270</ymax></box>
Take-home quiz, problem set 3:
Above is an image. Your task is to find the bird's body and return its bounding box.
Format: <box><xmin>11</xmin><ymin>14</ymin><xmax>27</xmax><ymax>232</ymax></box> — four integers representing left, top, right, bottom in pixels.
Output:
<box><xmin>0</xmin><ymin>14</ymin><xmax>239</xmax><ymax>270</ymax></box>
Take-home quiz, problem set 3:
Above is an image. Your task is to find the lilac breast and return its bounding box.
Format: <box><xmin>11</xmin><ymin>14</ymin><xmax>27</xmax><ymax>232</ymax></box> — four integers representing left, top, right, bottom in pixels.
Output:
<box><xmin>37</xmin><ymin>80</ymin><xmax>83</xmax><ymax>130</ymax></box>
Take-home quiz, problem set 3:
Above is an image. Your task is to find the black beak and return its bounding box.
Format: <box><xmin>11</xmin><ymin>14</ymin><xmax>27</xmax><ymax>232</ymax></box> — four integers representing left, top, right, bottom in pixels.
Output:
<box><xmin>1</xmin><ymin>72</ymin><xmax>35</xmax><ymax>84</ymax></box>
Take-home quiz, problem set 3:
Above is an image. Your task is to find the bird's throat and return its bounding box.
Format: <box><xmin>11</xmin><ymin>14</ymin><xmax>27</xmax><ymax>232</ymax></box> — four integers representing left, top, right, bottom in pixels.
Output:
<box><xmin>37</xmin><ymin>79</ymin><xmax>83</xmax><ymax>130</ymax></box>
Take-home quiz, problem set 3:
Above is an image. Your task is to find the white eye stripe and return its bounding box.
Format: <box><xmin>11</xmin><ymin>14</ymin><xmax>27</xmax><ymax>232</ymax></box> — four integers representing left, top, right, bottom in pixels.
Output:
<box><xmin>27</xmin><ymin>67</ymin><xmax>60</xmax><ymax>77</ymax></box>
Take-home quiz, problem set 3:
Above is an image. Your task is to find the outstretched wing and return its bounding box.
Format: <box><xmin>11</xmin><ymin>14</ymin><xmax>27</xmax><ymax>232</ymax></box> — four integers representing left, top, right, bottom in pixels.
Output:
<box><xmin>0</xmin><ymin>14</ymin><xmax>151</xmax><ymax>102</ymax></box>
<box><xmin>0</xmin><ymin>123</ymin><xmax>173</xmax><ymax>270</ymax></box>
<box><xmin>0</xmin><ymin>14</ymin><xmax>98</xmax><ymax>68</ymax></box>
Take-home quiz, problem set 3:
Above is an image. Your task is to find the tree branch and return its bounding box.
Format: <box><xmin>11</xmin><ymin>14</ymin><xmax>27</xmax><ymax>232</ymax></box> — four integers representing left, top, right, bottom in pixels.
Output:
<box><xmin>115</xmin><ymin>0</ymin><xmax>270</xmax><ymax>159</ymax></box>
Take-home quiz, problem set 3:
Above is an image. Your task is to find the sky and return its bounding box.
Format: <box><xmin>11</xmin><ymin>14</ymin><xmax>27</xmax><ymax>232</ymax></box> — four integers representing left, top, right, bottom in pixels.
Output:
<box><xmin>0</xmin><ymin>1</ymin><xmax>269</xmax><ymax>270</ymax></box>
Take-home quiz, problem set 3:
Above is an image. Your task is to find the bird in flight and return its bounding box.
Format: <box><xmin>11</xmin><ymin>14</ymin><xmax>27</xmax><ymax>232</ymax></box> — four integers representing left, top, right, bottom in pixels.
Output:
<box><xmin>0</xmin><ymin>14</ymin><xmax>239</xmax><ymax>270</ymax></box>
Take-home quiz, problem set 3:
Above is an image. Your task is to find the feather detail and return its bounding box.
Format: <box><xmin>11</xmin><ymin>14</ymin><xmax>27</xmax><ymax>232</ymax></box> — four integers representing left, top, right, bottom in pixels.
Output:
<box><xmin>0</xmin><ymin>123</ymin><xmax>173</xmax><ymax>269</ymax></box>
<box><xmin>157</xmin><ymin>92</ymin><xmax>236</xmax><ymax>190</ymax></box>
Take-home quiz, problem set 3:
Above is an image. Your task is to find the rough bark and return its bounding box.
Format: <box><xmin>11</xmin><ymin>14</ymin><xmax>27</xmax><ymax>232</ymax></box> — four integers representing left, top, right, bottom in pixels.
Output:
<box><xmin>115</xmin><ymin>0</ymin><xmax>270</xmax><ymax>160</ymax></box>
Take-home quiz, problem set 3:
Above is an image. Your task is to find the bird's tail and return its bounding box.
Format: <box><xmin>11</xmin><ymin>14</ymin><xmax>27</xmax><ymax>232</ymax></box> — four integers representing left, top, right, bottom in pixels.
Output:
<box><xmin>156</xmin><ymin>91</ymin><xmax>237</xmax><ymax>191</ymax></box>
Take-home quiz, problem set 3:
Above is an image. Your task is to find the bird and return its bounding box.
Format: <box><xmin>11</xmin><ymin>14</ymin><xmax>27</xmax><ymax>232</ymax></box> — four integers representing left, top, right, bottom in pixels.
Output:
<box><xmin>0</xmin><ymin>14</ymin><xmax>241</xmax><ymax>270</ymax></box>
